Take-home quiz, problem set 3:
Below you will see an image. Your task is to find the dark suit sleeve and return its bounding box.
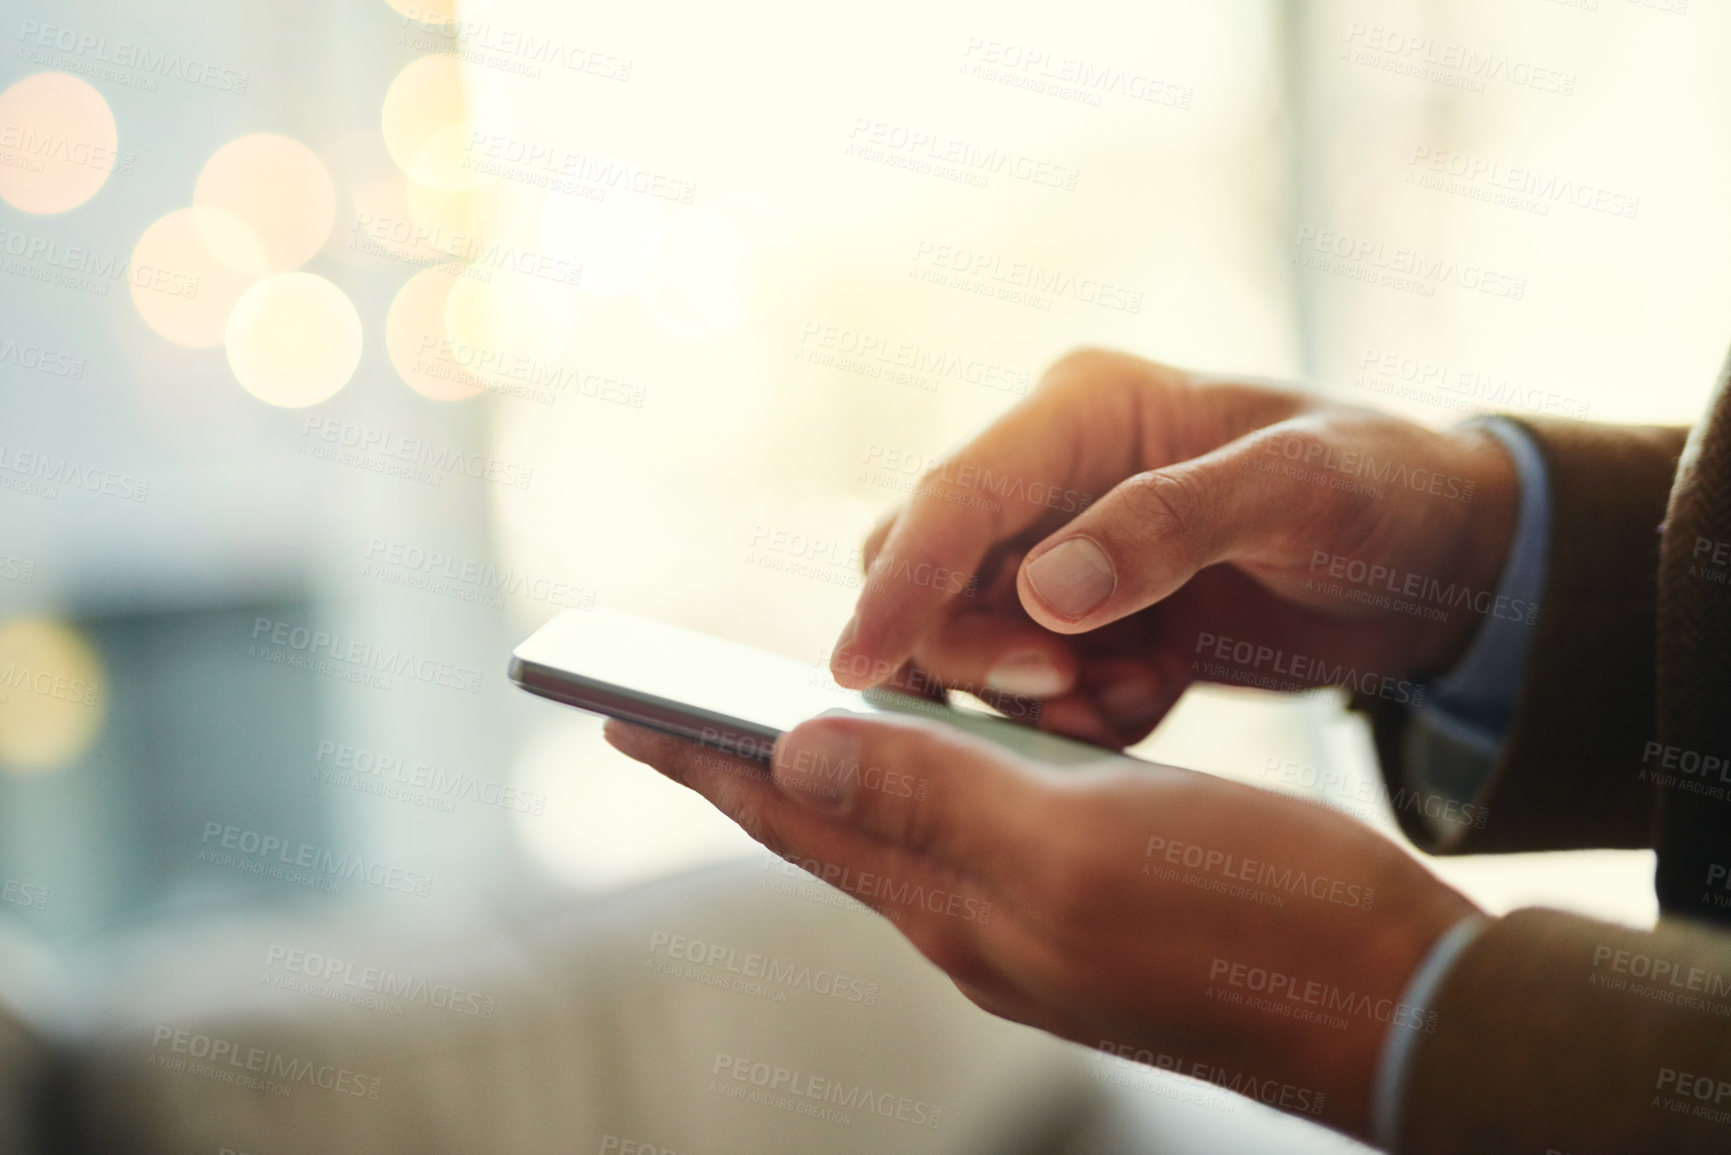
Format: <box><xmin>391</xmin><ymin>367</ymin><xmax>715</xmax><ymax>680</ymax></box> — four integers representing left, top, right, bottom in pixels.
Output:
<box><xmin>1395</xmin><ymin>908</ymin><xmax>1731</xmax><ymax>1154</ymax></box>
<box><xmin>1357</xmin><ymin>419</ymin><xmax>1690</xmax><ymax>854</ymax></box>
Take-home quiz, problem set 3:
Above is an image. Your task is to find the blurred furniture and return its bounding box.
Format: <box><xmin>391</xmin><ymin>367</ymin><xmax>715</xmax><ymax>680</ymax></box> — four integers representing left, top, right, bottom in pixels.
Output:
<box><xmin>0</xmin><ymin>860</ymin><xmax>1374</xmax><ymax>1154</ymax></box>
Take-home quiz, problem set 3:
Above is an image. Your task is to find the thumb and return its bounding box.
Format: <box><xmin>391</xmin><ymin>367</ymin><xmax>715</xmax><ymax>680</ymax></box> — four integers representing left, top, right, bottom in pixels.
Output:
<box><xmin>771</xmin><ymin>712</ymin><xmax>1058</xmax><ymax>885</ymax></box>
<box><xmin>1014</xmin><ymin>429</ymin><xmax>1348</xmax><ymax>632</ymax></box>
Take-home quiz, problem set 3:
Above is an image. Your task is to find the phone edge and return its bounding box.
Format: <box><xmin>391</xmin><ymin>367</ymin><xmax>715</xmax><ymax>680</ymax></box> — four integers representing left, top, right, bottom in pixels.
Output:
<box><xmin>507</xmin><ymin>653</ymin><xmax>784</xmax><ymax>765</ymax></box>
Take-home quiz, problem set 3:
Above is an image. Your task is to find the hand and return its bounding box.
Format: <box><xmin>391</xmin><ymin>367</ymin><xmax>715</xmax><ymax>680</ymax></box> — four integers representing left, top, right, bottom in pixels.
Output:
<box><xmin>603</xmin><ymin>712</ymin><xmax>1481</xmax><ymax>1142</ymax></box>
<box><xmin>834</xmin><ymin>349</ymin><xmax>1521</xmax><ymax>747</ymax></box>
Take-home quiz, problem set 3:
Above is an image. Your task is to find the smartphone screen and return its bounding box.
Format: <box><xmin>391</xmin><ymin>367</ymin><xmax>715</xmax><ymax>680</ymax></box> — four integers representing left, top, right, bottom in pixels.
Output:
<box><xmin>508</xmin><ymin>609</ymin><xmax>1113</xmax><ymax>766</ymax></box>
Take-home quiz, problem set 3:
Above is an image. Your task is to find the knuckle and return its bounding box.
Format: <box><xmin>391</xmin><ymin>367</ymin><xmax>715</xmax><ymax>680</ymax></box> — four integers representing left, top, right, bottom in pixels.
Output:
<box><xmin>1040</xmin><ymin>347</ymin><xmax>1143</xmax><ymax>395</ymax></box>
<box><xmin>1043</xmin><ymin>346</ymin><xmax>1118</xmax><ymax>381</ymax></box>
<box><xmin>861</xmin><ymin>513</ymin><xmax>898</xmax><ymax>572</ymax></box>
<box><xmin>1250</xmin><ymin>419</ymin><xmax>1371</xmax><ymax>542</ymax></box>
<box><xmin>865</xmin><ymin>730</ymin><xmax>938</xmax><ymax>848</ymax></box>
<box><xmin>904</xmin><ymin>921</ymin><xmax>982</xmax><ymax>981</ymax></box>
<box><xmin>1119</xmin><ymin>468</ymin><xmax>1208</xmax><ymax>550</ymax></box>
<box><xmin>720</xmin><ymin>787</ymin><xmax>795</xmax><ymax>859</ymax></box>
<box><xmin>1041</xmin><ymin>347</ymin><xmax>1177</xmax><ymax>396</ymax></box>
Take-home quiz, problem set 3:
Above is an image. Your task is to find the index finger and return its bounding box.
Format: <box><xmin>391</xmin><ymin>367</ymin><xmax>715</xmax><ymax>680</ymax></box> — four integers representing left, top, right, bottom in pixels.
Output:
<box><xmin>833</xmin><ymin>356</ymin><xmax>1149</xmax><ymax>688</ymax></box>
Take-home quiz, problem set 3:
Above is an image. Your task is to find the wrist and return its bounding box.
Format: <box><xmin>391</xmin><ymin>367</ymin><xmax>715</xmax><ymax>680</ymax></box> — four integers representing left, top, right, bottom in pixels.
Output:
<box><xmin>1413</xmin><ymin>424</ymin><xmax>1521</xmax><ymax>674</ymax></box>
<box><xmin>1322</xmin><ymin>868</ymin><xmax>1483</xmax><ymax>1141</ymax></box>
<box><xmin>1369</xmin><ymin>913</ymin><xmax>1493</xmax><ymax>1149</ymax></box>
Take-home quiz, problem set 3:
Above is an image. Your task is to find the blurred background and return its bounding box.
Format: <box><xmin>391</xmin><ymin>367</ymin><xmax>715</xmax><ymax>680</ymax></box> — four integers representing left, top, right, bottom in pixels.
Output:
<box><xmin>0</xmin><ymin>0</ymin><xmax>1727</xmax><ymax>1147</ymax></box>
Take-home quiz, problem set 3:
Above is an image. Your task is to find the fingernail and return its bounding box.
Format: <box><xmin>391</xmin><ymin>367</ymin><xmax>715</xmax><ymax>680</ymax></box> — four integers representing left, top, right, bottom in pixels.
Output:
<box><xmin>985</xmin><ymin>652</ymin><xmax>1067</xmax><ymax>698</ymax></box>
<box><xmin>775</xmin><ymin>724</ymin><xmax>861</xmax><ymax>811</ymax></box>
<box><xmin>829</xmin><ymin>614</ymin><xmax>861</xmax><ymax>683</ymax></box>
<box><xmin>1025</xmin><ymin>538</ymin><xmax>1116</xmax><ymax>620</ymax></box>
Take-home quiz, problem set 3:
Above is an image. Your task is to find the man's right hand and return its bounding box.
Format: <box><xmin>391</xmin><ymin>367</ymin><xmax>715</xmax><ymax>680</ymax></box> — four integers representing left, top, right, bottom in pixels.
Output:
<box><xmin>832</xmin><ymin>349</ymin><xmax>1522</xmax><ymax>748</ymax></box>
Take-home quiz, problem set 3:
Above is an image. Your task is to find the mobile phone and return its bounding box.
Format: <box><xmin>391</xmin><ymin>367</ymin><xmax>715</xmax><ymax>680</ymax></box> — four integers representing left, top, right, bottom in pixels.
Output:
<box><xmin>508</xmin><ymin>608</ymin><xmax>1114</xmax><ymax>766</ymax></box>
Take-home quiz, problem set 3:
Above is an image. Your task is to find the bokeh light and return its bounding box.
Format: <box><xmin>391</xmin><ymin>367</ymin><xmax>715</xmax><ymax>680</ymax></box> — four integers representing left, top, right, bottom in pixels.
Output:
<box><xmin>348</xmin><ymin>168</ymin><xmax>443</xmax><ymax>261</ymax></box>
<box><xmin>0</xmin><ymin>72</ymin><xmax>120</xmax><ymax>214</ymax></box>
<box><xmin>403</xmin><ymin>167</ymin><xmax>516</xmax><ymax>250</ymax></box>
<box><xmin>224</xmin><ymin>272</ymin><xmax>363</xmax><ymax>407</ymax></box>
<box><xmin>381</xmin><ymin>56</ymin><xmax>509</xmax><ymax>191</ymax></box>
<box><xmin>444</xmin><ymin>264</ymin><xmax>576</xmax><ymax>382</ymax></box>
<box><xmin>325</xmin><ymin>130</ymin><xmax>455</xmax><ymax>266</ymax></box>
<box><xmin>0</xmin><ymin>618</ymin><xmax>105</xmax><ymax>772</ymax></box>
<box><xmin>129</xmin><ymin>206</ymin><xmax>270</xmax><ymax>348</ymax></box>
<box><xmin>387</xmin><ymin>262</ymin><xmax>486</xmax><ymax>401</ymax></box>
<box><xmin>194</xmin><ymin>133</ymin><xmax>336</xmax><ymax>272</ymax></box>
